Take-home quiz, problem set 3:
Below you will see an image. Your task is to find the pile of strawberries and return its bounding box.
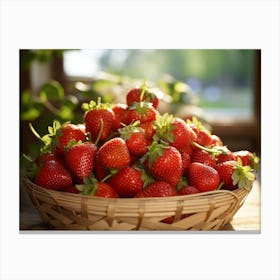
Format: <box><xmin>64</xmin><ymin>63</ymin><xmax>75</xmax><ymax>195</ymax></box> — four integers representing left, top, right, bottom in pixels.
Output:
<box><xmin>28</xmin><ymin>84</ymin><xmax>259</xmax><ymax>199</ymax></box>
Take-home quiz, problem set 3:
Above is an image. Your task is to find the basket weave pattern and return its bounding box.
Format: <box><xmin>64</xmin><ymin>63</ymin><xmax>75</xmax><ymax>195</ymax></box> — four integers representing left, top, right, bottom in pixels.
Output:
<box><xmin>23</xmin><ymin>177</ymin><xmax>251</xmax><ymax>230</ymax></box>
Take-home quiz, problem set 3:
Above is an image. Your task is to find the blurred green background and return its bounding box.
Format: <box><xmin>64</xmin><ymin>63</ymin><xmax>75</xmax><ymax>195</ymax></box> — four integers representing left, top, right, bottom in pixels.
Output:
<box><xmin>20</xmin><ymin>49</ymin><xmax>260</xmax><ymax>164</ymax></box>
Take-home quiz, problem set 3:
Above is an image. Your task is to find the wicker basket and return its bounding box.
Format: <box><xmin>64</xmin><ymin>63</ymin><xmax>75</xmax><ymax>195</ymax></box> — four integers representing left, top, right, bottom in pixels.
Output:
<box><xmin>22</xmin><ymin>176</ymin><xmax>252</xmax><ymax>231</ymax></box>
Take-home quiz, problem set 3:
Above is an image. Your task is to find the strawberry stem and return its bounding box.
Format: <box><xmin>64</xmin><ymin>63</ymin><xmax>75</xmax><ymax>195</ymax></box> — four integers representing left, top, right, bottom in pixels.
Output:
<box><xmin>29</xmin><ymin>123</ymin><xmax>43</xmax><ymax>142</ymax></box>
<box><xmin>140</xmin><ymin>80</ymin><xmax>147</xmax><ymax>101</ymax></box>
<box><xmin>94</xmin><ymin>118</ymin><xmax>104</xmax><ymax>146</ymax></box>
<box><xmin>192</xmin><ymin>141</ymin><xmax>223</xmax><ymax>156</ymax></box>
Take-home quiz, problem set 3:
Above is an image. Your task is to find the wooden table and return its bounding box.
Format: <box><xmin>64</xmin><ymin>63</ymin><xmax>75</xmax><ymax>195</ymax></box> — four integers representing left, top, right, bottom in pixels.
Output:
<box><xmin>20</xmin><ymin>180</ymin><xmax>261</xmax><ymax>231</ymax></box>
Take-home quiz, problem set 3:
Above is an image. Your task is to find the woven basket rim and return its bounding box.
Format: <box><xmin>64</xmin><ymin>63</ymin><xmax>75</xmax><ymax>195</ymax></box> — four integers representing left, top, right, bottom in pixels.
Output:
<box><xmin>22</xmin><ymin>176</ymin><xmax>251</xmax><ymax>202</ymax></box>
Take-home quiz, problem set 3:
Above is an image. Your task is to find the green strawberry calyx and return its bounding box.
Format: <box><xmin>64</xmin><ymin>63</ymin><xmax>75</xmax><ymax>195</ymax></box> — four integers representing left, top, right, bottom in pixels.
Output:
<box><xmin>82</xmin><ymin>97</ymin><xmax>111</xmax><ymax>112</ymax></box>
<box><xmin>118</xmin><ymin>121</ymin><xmax>143</xmax><ymax>140</ymax></box>
<box><xmin>153</xmin><ymin>113</ymin><xmax>176</xmax><ymax>143</ymax></box>
<box><xmin>140</xmin><ymin>140</ymin><xmax>169</xmax><ymax>168</ymax></box>
<box><xmin>75</xmin><ymin>174</ymin><xmax>99</xmax><ymax>195</ymax></box>
<box><xmin>186</xmin><ymin>116</ymin><xmax>211</xmax><ymax>133</ymax></box>
<box><xmin>232</xmin><ymin>158</ymin><xmax>256</xmax><ymax>191</ymax></box>
<box><xmin>128</xmin><ymin>101</ymin><xmax>153</xmax><ymax>116</ymax></box>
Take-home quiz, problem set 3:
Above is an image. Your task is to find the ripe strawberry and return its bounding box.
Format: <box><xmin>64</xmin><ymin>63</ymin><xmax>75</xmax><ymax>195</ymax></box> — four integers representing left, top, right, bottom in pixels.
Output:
<box><xmin>233</xmin><ymin>150</ymin><xmax>259</xmax><ymax>171</ymax></box>
<box><xmin>187</xmin><ymin>117</ymin><xmax>212</xmax><ymax>148</ymax></box>
<box><xmin>98</xmin><ymin>137</ymin><xmax>130</xmax><ymax>170</ymax></box>
<box><xmin>216</xmin><ymin>159</ymin><xmax>256</xmax><ymax>191</ymax></box>
<box><xmin>76</xmin><ymin>175</ymin><xmax>119</xmax><ymax>198</ymax></box>
<box><xmin>180</xmin><ymin>150</ymin><xmax>191</xmax><ymax>175</ymax></box>
<box><xmin>94</xmin><ymin>151</ymin><xmax>109</xmax><ymax>181</ymax></box>
<box><xmin>53</xmin><ymin>122</ymin><xmax>86</xmax><ymax>155</ymax></box>
<box><xmin>178</xmin><ymin>185</ymin><xmax>200</xmax><ymax>195</ymax></box>
<box><xmin>125</xmin><ymin>102</ymin><xmax>158</xmax><ymax>124</ymax></box>
<box><xmin>34</xmin><ymin>160</ymin><xmax>72</xmax><ymax>190</ymax></box>
<box><xmin>126</xmin><ymin>85</ymin><xmax>160</xmax><ymax>109</ymax></box>
<box><xmin>153</xmin><ymin>114</ymin><xmax>196</xmax><ymax>151</ymax></box>
<box><xmin>140</xmin><ymin>121</ymin><xmax>156</xmax><ymax>141</ymax></box>
<box><xmin>111</xmin><ymin>103</ymin><xmax>127</xmax><ymax>131</ymax></box>
<box><xmin>108</xmin><ymin>166</ymin><xmax>144</xmax><ymax>197</ymax></box>
<box><xmin>144</xmin><ymin>141</ymin><xmax>182</xmax><ymax>187</ymax></box>
<box><xmin>65</xmin><ymin>142</ymin><xmax>97</xmax><ymax>183</ymax></box>
<box><xmin>134</xmin><ymin>181</ymin><xmax>176</xmax><ymax>198</ymax></box>
<box><xmin>119</xmin><ymin>122</ymin><xmax>149</xmax><ymax>156</ymax></box>
<box><xmin>83</xmin><ymin>99</ymin><xmax>114</xmax><ymax>143</ymax></box>
<box><xmin>191</xmin><ymin>149</ymin><xmax>216</xmax><ymax>168</ymax></box>
<box><xmin>35</xmin><ymin>152</ymin><xmax>61</xmax><ymax>166</ymax></box>
<box><xmin>209</xmin><ymin>134</ymin><xmax>223</xmax><ymax>146</ymax></box>
<box><xmin>29</xmin><ymin>121</ymin><xmax>86</xmax><ymax>156</ymax></box>
<box><xmin>216</xmin><ymin>147</ymin><xmax>236</xmax><ymax>164</ymax></box>
<box><xmin>62</xmin><ymin>185</ymin><xmax>80</xmax><ymax>193</ymax></box>
<box><xmin>188</xmin><ymin>162</ymin><xmax>220</xmax><ymax>192</ymax></box>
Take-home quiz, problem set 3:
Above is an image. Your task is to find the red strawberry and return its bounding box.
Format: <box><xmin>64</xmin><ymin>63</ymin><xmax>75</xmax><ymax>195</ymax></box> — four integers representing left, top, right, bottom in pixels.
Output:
<box><xmin>187</xmin><ymin>117</ymin><xmax>212</xmax><ymax>148</ymax></box>
<box><xmin>126</xmin><ymin>86</ymin><xmax>160</xmax><ymax>109</ymax></box>
<box><xmin>188</xmin><ymin>162</ymin><xmax>220</xmax><ymax>192</ymax></box>
<box><xmin>65</xmin><ymin>142</ymin><xmax>97</xmax><ymax>183</ymax></box>
<box><xmin>209</xmin><ymin>134</ymin><xmax>223</xmax><ymax>146</ymax></box>
<box><xmin>140</xmin><ymin>121</ymin><xmax>156</xmax><ymax>141</ymax></box>
<box><xmin>144</xmin><ymin>141</ymin><xmax>182</xmax><ymax>187</ymax></box>
<box><xmin>34</xmin><ymin>160</ymin><xmax>72</xmax><ymax>190</ymax></box>
<box><xmin>191</xmin><ymin>149</ymin><xmax>216</xmax><ymax>168</ymax></box>
<box><xmin>125</xmin><ymin>102</ymin><xmax>158</xmax><ymax>124</ymax></box>
<box><xmin>111</xmin><ymin>103</ymin><xmax>127</xmax><ymax>131</ymax></box>
<box><xmin>98</xmin><ymin>137</ymin><xmax>130</xmax><ymax>170</ymax></box>
<box><xmin>119</xmin><ymin>122</ymin><xmax>149</xmax><ymax>156</ymax></box>
<box><xmin>233</xmin><ymin>150</ymin><xmax>254</xmax><ymax>168</ymax></box>
<box><xmin>94</xmin><ymin>151</ymin><xmax>109</xmax><ymax>181</ymax></box>
<box><xmin>54</xmin><ymin>122</ymin><xmax>86</xmax><ymax>155</ymax></box>
<box><xmin>35</xmin><ymin>152</ymin><xmax>61</xmax><ymax>166</ymax></box>
<box><xmin>216</xmin><ymin>159</ymin><xmax>255</xmax><ymax>191</ymax></box>
<box><xmin>153</xmin><ymin>114</ymin><xmax>196</xmax><ymax>151</ymax></box>
<box><xmin>216</xmin><ymin>147</ymin><xmax>236</xmax><ymax>164</ymax></box>
<box><xmin>134</xmin><ymin>181</ymin><xmax>176</xmax><ymax>198</ymax></box>
<box><xmin>180</xmin><ymin>150</ymin><xmax>191</xmax><ymax>175</ymax></box>
<box><xmin>29</xmin><ymin>121</ymin><xmax>86</xmax><ymax>156</ymax></box>
<box><xmin>178</xmin><ymin>185</ymin><xmax>200</xmax><ymax>195</ymax></box>
<box><xmin>108</xmin><ymin>166</ymin><xmax>144</xmax><ymax>197</ymax></box>
<box><xmin>76</xmin><ymin>175</ymin><xmax>119</xmax><ymax>198</ymax></box>
<box><xmin>62</xmin><ymin>185</ymin><xmax>80</xmax><ymax>193</ymax></box>
<box><xmin>83</xmin><ymin>99</ymin><xmax>114</xmax><ymax>143</ymax></box>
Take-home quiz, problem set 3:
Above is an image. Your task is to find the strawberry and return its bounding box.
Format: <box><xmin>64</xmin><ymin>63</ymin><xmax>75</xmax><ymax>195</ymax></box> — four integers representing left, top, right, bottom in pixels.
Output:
<box><xmin>119</xmin><ymin>121</ymin><xmax>149</xmax><ymax>157</ymax></box>
<box><xmin>191</xmin><ymin>149</ymin><xmax>216</xmax><ymax>168</ymax></box>
<box><xmin>65</xmin><ymin>142</ymin><xmax>97</xmax><ymax>183</ymax></box>
<box><xmin>94</xmin><ymin>151</ymin><xmax>109</xmax><ymax>181</ymax></box>
<box><xmin>134</xmin><ymin>181</ymin><xmax>176</xmax><ymax>198</ymax></box>
<box><xmin>126</xmin><ymin>85</ymin><xmax>160</xmax><ymax>109</ymax></box>
<box><xmin>98</xmin><ymin>137</ymin><xmax>130</xmax><ymax>170</ymax></box>
<box><xmin>29</xmin><ymin>121</ymin><xmax>86</xmax><ymax>156</ymax></box>
<box><xmin>111</xmin><ymin>103</ymin><xmax>127</xmax><ymax>131</ymax></box>
<box><xmin>35</xmin><ymin>152</ymin><xmax>61</xmax><ymax>166</ymax></box>
<box><xmin>62</xmin><ymin>185</ymin><xmax>80</xmax><ymax>193</ymax></box>
<box><xmin>34</xmin><ymin>160</ymin><xmax>72</xmax><ymax>190</ymax></box>
<box><xmin>125</xmin><ymin>102</ymin><xmax>158</xmax><ymax>124</ymax></box>
<box><xmin>180</xmin><ymin>150</ymin><xmax>191</xmax><ymax>175</ymax></box>
<box><xmin>233</xmin><ymin>150</ymin><xmax>259</xmax><ymax>171</ymax></box>
<box><xmin>216</xmin><ymin>147</ymin><xmax>236</xmax><ymax>164</ymax></box>
<box><xmin>83</xmin><ymin>99</ymin><xmax>114</xmax><ymax>144</ymax></box>
<box><xmin>187</xmin><ymin>117</ymin><xmax>212</xmax><ymax>148</ymax></box>
<box><xmin>216</xmin><ymin>159</ymin><xmax>256</xmax><ymax>191</ymax></box>
<box><xmin>108</xmin><ymin>166</ymin><xmax>144</xmax><ymax>197</ymax></box>
<box><xmin>209</xmin><ymin>134</ymin><xmax>223</xmax><ymax>146</ymax></box>
<box><xmin>143</xmin><ymin>141</ymin><xmax>182</xmax><ymax>187</ymax></box>
<box><xmin>76</xmin><ymin>175</ymin><xmax>119</xmax><ymax>198</ymax></box>
<box><xmin>188</xmin><ymin>162</ymin><xmax>220</xmax><ymax>192</ymax></box>
<box><xmin>153</xmin><ymin>113</ymin><xmax>196</xmax><ymax>151</ymax></box>
<box><xmin>178</xmin><ymin>185</ymin><xmax>200</xmax><ymax>195</ymax></box>
<box><xmin>53</xmin><ymin>122</ymin><xmax>86</xmax><ymax>155</ymax></box>
<box><xmin>140</xmin><ymin>121</ymin><xmax>156</xmax><ymax>141</ymax></box>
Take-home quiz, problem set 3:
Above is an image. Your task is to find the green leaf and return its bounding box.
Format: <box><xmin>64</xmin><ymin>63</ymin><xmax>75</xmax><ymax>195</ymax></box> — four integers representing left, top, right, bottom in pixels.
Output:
<box><xmin>39</xmin><ymin>80</ymin><xmax>64</xmax><ymax>102</ymax></box>
<box><xmin>21</xmin><ymin>108</ymin><xmax>41</xmax><ymax>121</ymax></box>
